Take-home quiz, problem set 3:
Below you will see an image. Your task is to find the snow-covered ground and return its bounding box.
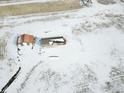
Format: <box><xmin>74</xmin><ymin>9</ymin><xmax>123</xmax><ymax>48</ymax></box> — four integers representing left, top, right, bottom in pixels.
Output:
<box><xmin>0</xmin><ymin>1</ymin><xmax>124</xmax><ymax>93</ymax></box>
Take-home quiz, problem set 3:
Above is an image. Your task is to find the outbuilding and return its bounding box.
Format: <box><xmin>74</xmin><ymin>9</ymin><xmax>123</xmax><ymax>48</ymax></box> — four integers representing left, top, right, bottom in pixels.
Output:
<box><xmin>41</xmin><ymin>36</ymin><xmax>66</xmax><ymax>47</ymax></box>
<box><xmin>17</xmin><ymin>34</ymin><xmax>35</xmax><ymax>46</ymax></box>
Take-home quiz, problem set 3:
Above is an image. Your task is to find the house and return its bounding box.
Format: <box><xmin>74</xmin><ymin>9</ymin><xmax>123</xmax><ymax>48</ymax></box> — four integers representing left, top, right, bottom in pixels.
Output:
<box><xmin>16</xmin><ymin>34</ymin><xmax>35</xmax><ymax>46</ymax></box>
<box><xmin>41</xmin><ymin>36</ymin><xmax>66</xmax><ymax>47</ymax></box>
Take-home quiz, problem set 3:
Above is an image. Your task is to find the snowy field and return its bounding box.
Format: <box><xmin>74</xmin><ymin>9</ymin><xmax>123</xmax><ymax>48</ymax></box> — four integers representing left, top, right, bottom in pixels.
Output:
<box><xmin>0</xmin><ymin>0</ymin><xmax>124</xmax><ymax>93</ymax></box>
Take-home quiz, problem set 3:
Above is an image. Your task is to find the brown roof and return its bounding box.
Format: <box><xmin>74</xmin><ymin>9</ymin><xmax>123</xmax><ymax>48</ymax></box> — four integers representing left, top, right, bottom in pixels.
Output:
<box><xmin>21</xmin><ymin>34</ymin><xmax>35</xmax><ymax>44</ymax></box>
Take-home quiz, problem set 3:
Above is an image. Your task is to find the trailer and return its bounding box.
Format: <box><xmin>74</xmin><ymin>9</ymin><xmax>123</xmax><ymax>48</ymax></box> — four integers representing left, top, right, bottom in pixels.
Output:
<box><xmin>41</xmin><ymin>36</ymin><xmax>66</xmax><ymax>47</ymax></box>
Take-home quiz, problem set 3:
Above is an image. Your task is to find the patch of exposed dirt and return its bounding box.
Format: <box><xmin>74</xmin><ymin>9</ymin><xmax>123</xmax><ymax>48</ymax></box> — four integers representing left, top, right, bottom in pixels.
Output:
<box><xmin>0</xmin><ymin>0</ymin><xmax>81</xmax><ymax>17</ymax></box>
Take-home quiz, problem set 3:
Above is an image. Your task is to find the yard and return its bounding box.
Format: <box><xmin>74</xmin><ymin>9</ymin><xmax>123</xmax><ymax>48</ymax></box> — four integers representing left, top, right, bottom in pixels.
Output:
<box><xmin>0</xmin><ymin>0</ymin><xmax>124</xmax><ymax>93</ymax></box>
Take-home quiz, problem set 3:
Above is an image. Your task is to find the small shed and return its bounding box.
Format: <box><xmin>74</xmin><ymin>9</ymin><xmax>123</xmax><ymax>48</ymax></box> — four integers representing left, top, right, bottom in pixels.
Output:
<box><xmin>17</xmin><ymin>34</ymin><xmax>35</xmax><ymax>46</ymax></box>
<box><xmin>41</xmin><ymin>36</ymin><xmax>66</xmax><ymax>47</ymax></box>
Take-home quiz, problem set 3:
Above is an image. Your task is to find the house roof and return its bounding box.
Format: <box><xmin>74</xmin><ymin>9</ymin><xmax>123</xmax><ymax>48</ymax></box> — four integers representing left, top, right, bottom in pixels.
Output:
<box><xmin>21</xmin><ymin>34</ymin><xmax>35</xmax><ymax>43</ymax></box>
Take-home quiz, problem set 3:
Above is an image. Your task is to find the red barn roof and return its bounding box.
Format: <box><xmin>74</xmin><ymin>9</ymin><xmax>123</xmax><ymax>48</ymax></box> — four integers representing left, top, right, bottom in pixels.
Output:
<box><xmin>17</xmin><ymin>34</ymin><xmax>35</xmax><ymax>45</ymax></box>
<box><xmin>21</xmin><ymin>34</ymin><xmax>35</xmax><ymax>43</ymax></box>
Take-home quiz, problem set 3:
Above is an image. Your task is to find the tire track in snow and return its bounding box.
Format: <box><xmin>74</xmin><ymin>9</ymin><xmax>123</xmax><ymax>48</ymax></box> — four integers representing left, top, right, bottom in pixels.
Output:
<box><xmin>17</xmin><ymin>61</ymin><xmax>43</xmax><ymax>93</ymax></box>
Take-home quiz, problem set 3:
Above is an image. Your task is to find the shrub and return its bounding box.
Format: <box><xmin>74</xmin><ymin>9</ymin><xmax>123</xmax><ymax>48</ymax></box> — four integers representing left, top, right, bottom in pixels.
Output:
<box><xmin>97</xmin><ymin>0</ymin><xmax>116</xmax><ymax>5</ymax></box>
<box><xmin>0</xmin><ymin>38</ymin><xmax>7</xmax><ymax>60</ymax></box>
<box><xmin>104</xmin><ymin>63</ymin><xmax>124</xmax><ymax>93</ymax></box>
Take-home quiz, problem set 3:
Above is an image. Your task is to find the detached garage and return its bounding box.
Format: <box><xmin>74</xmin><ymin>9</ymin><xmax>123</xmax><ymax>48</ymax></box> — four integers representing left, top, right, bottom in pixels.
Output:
<box><xmin>16</xmin><ymin>34</ymin><xmax>35</xmax><ymax>46</ymax></box>
<box><xmin>41</xmin><ymin>36</ymin><xmax>66</xmax><ymax>47</ymax></box>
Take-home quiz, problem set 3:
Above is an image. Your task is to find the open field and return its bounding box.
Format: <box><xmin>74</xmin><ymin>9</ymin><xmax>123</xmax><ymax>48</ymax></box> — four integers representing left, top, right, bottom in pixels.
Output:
<box><xmin>0</xmin><ymin>0</ymin><xmax>57</xmax><ymax>3</ymax></box>
<box><xmin>0</xmin><ymin>0</ymin><xmax>81</xmax><ymax>17</ymax></box>
<box><xmin>0</xmin><ymin>1</ymin><xmax>124</xmax><ymax>93</ymax></box>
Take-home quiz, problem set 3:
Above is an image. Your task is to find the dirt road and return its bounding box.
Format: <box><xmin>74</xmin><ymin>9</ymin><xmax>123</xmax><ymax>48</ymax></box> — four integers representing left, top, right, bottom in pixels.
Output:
<box><xmin>0</xmin><ymin>0</ymin><xmax>81</xmax><ymax>17</ymax></box>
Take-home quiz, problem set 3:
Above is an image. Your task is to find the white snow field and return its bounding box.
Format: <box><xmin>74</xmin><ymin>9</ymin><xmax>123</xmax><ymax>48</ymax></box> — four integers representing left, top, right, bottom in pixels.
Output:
<box><xmin>0</xmin><ymin>0</ymin><xmax>124</xmax><ymax>93</ymax></box>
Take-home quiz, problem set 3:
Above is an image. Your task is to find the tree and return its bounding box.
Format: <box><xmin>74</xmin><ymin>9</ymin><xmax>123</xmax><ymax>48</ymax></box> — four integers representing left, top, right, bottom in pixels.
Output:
<box><xmin>0</xmin><ymin>39</ymin><xmax>7</xmax><ymax>60</ymax></box>
<box><xmin>104</xmin><ymin>63</ymin><xmax>124</xmax><ymax>93</ymax></box>
<box><xmin>80</xmin><ymin>0</ymin><xmax>92</xmax><ymax>6</ymax></box>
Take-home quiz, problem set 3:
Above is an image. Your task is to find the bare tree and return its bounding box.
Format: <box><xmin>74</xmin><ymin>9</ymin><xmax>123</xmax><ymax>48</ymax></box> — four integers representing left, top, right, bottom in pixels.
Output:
<box><xmin>80</xmin><ymin>0</ymin><xmax>92</xmax><ymax>6</ymax></box>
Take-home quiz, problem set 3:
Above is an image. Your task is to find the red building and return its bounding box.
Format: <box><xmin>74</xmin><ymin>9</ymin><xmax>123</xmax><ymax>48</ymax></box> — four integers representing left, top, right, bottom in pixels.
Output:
<box><xmin>17</xmin><ymin>34</ymin><xmax>35</xmax><ymax>46</ymax></box>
